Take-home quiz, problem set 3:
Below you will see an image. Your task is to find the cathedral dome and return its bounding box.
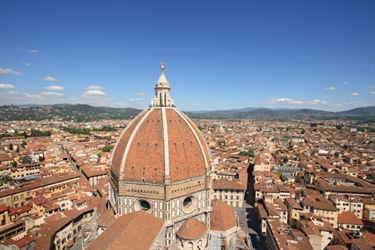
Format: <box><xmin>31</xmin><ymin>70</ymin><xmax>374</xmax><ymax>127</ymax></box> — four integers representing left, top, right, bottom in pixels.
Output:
<box><xmin>110</xmin><ymin>65</ymin><xmax>210</xmax><ymax>186</ymax></box>
<box><xmin>110</xmin><ymin>108</ymin><xmax>210</xmax><ymax>183</ymax></box>
<box><xmin>210</xmin><ymin>199</ymin><xmax>237</xmax><ymax>231</ymax></box>
<box><xmin>176</xmin><ymin>217</ymin><xmax>207</xmax><ymax>240</ymax></box>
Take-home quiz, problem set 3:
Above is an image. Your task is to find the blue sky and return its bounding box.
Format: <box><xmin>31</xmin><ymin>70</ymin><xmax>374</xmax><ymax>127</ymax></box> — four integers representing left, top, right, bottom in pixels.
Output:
<box><xmin>1</xmin><ymin>0</ymin><xmax>374</xmax><ymax>111</ymax></box>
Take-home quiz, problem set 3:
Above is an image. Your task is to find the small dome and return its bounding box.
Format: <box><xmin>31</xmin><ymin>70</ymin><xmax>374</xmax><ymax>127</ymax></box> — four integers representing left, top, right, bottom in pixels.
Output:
<box><xmin>176</xmin><ymin>217</ymin><xmax>207</xmax><ymax>240</ymax></box>
<box><xmin>210</xmin><ymin>199</ymin><xmax>237</xmax><ymax>231</ymax></box>
<box><xmin>97</xmin><ymin>209</ymin><xmax>115</xmax><ymax>228</ymax></box>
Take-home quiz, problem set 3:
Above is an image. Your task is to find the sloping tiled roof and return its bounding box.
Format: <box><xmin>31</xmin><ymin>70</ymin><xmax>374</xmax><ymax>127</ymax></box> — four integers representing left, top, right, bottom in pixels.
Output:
<box><xmin>86</xmin><ymin>210</ymin><xmax>163</xmax><ymax>250</ymax></box>
<box><xmin>176</xmin><ymin>217</ymin><xmax>207</xmax><ymax>240</ymax></box>
<box><xmin>210</xmin><ymin>199</ymin><xmax>236</xmax><ymax>231</ymax></box>
<box><xmin>96</xmin><ymin>209</ymin><xmax>115</xmax><ymax>228</ymax></box>
<box><xmin>212</xmin><ymin>179</ymin><xmax>246</xmax><ymax>190</ymax></box>
<box><xmin>338</xmin><ymin>211</ymin><xmax>364</xmax><ymax>225</ymax></box>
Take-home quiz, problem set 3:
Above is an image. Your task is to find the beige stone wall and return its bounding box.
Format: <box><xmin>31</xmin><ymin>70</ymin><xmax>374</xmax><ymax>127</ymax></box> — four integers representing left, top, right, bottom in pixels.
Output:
<box><xmin>11</xmin><ymin>165</ymin><xmax>41</xmax><ymax>179</ymax></box>
<box><xmin>313</xmin><ymin>209</ymin><xmax>338</xmax><ymax>228</ymax></box>
<box><xmin>109</xmin><ymin>177</ymin><xmax>212</xmax><ymax>249</ymax></box>
<box><xmin>212</xmin><ymin>189</ymin><xmax>244</xmax><ymax>207</ymax></box>
<box><xmin>253</xmin><ymin>164</ymin><xmax>270</xmax><ymax>172</ymax></box>
<box><xmin>0</xmin><ymin>189</ymin><xmax>35</xmax><ymax>208</ymax></box>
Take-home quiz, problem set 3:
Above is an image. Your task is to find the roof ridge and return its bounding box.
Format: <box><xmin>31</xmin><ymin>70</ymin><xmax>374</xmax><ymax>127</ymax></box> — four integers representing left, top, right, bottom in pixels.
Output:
<box><xmin>107</xmin><ymin>211</ymin><xmax>142</xmax><ymax>249</ymax></box>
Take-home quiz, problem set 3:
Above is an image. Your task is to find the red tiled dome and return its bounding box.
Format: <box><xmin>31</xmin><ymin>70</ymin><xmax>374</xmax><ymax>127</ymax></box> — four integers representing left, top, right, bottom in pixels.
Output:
<box><xmin>210</xmin><ymin>199</ymin><xmax>237</xmax><ymax>231</ymax></box>
<box><xmin>176</xmin><ymin>217</ymin><xmax>207</xmax><ymax>240</ymax></box>
<box><xmin>110</xmin><ymin>108</ymin><xmax>210</xmax><ymax>183</ymax></box>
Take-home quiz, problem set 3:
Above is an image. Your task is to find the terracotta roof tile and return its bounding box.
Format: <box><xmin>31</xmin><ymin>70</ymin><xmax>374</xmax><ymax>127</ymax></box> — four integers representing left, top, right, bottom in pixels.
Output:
<box><xmin>176</xmin><ymin>217</ymin><xmax>207</xmax><ymax>240</ymax></box>
<box><xmin>86</xmin><ymin>210</ymin><xmax>163</xmax><ymax>250</ymax></box>
<box><xmin>210</xmin><ymin>199</ymin><xmax>236</xmax><ymax>231</ymax></box>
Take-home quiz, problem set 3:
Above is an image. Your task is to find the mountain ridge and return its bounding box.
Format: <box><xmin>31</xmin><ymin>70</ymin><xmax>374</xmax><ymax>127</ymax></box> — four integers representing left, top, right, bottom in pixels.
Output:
<box><xmin>0</xmin><ymin>104</ymin><xmax>373</xmax><ymax>122</ymax></box>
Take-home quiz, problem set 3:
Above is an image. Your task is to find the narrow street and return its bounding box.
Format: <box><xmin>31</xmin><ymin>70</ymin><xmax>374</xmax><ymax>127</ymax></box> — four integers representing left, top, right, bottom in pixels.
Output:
<box><xmin>232</xmin><ymin>204</ymin><xmax>267</xmax><ymax>250</ymax></box>
<box><xmin>237</xmin><ymin>164</ymin><xmax>267</xmax><ymax>250</ymax></box>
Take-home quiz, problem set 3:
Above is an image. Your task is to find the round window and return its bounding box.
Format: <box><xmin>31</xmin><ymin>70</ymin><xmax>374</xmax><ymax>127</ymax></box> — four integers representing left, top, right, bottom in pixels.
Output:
<box><xmin>140</xmin><ymin>200</ymin><xmax>151</xmax><ymax>211</ymax></box>
<box><xmin>182</xmin><ymin>196</ymin><xmax>196</xmax><ymax>214</ymax></box>
<box><xmin>183</xmin><ymin>197</ymin><xmax>192</xmax><ymax>208</ymax></box>
<box><xmin>135</xmin><ymin>199</ymin><xmax>152</xmax><ymax>213</ymax></box>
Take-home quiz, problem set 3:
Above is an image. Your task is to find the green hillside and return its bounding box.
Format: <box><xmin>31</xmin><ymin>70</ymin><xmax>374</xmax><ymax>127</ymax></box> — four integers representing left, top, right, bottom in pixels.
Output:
<box><xmin>0</xmin><ymin>104</ymin><xmax>373</xmax><ymax>122</ymax></box>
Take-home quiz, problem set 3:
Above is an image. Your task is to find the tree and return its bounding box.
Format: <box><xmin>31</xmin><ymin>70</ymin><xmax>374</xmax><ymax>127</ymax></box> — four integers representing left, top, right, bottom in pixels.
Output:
<box><xmin>21</xmin><ymin>155</ymin><xmax>32</xmax><ymax>164</ymax></box>
<box><xmin>11</xmin><ymin>161</ymin><xmax>17</xmax><ymax>168</ymax></box>
<box><xmin>275</xmin><ymin>150</ymin><xmax>280</xmax><ymax>155</ymax></box>
<box><xmin>21</xmin><ymin>141</ymin><xmax>27</xmax><ymax>148</ymax></box>
<box><xmin>102</xmin><ymin>145</ymin><xmax>114</xmax><ymax>152</ymax></box>
<box><xmin>278</xmin><ymin>158</ymin><xmax>283</xmax><ymax>165</ymax></box>
<box><xmin>9</xmin><ymin>143</ymin><xmax>13</xmax><ymax>150</ymax></box>
<box><xmin>16</xmin><ymin>146</ymin><xmax>19</xmax><ymax>152</ymax></box>
<box><xmin>39</xmin><ymin>156</ymin><xmax>44</xmax><ymax>162</ymax></box>
<box><xmin>239</xmin><ymin>150</ymin><xmax>255</xmax><ymax>158</ymax></box>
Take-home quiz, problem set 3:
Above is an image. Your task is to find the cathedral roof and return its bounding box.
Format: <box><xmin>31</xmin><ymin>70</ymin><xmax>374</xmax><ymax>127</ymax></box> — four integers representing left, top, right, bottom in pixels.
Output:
<box><xmin>110</xmin><ymin>107</ymin><xmax>210</xmax><ymax>183</ymax></box>
<box><xmin>176</xmin><ymin>217</ymin><xmax>207</xmax><ymax>240</ymax></box>
<box><xmin>210</xmin><ymin>199</ymin><xmax>237</xmax><ymax>231</ymax></box>
<box><xmin>87</xmin><ymin>210</ymin><xmax>163</xmax><ymax>250</ymax></box>
<box><xmin>96</xmin><ymin>209</ymin><xmax>115</xmax><ymax>228</ymax></box>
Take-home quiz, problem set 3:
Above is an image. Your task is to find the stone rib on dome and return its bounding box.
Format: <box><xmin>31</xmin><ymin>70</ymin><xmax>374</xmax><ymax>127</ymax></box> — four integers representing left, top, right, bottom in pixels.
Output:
<box><xmin>176</xmin><ymin>217</ymin><xmax>207</xmax><ymax>240</ymax></box>
<box><xmin>210</xmin><ymin>199</ymin><xmax>237</xmax><ymax>231</ymax></box>
<box><xmin>110</xmin><ymin>107</ymin><xmax>210</xmax><ymax>183</ymax></box>
<box><xmin>111</xmin><ymin>110</ymin><xmax>149</xmax><ymax>177</ymax></box>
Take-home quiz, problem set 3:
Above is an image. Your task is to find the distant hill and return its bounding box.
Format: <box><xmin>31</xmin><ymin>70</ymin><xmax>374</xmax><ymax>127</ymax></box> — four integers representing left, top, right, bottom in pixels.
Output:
<box><xmin>184</xmin><ymin>107</ymin><xmax>299</xmax><ymax>113</ymax></box>
<box><xmin>0</xmin><ymin>104</ymin><xmax>373</xmax><ymax>122</ymax></box>
<box><xmin>339</xmin><ymin>106</ymin><xmax>375</xmax><ymax>116</ymax></box>
<box><xmin>0</xmin><ymin>104</ymin><xmax>143</xmax><ymax>121</ymax></box>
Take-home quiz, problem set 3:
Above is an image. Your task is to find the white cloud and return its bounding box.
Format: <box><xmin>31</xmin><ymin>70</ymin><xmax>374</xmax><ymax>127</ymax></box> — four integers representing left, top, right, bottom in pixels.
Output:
<box><xmin>325</xmin><ymin>87</ymin><xmax>337</xmax><ymax>90</ymax></box>
<box><xmin>43</xmin><ymin>85</ymin><xmax>64</xmax><ymax>91</ymax></box>
<box><xmin>351</xmin><ymin>93</ymin><xmax>360</xmax><ymax>96</ymax></box>
<box><xmin>104</xmin><ymin>97</ymin><xmax>114</xmax><ymax>100</ymax></box>
<box><xmin>29</xmin><ymin>50</ymin><xmax>39</xmax><ymax>53</ymax></box>
<box><xmin>0</xmin><ymin>68</ymin><xmax>24</xmax><ymax>76</ymax></box>
<box><xmin>81</xmin><ymin>90</ymin><xmax>106</xmax><ymax>98</ymax></box>
<box><xmin>320</xmin><ymin>101</ymin><xmax>332</xmax><ymax>105</ymax></box>
<box><xmin>328</xmin><ymin>101</ymin><xmax>372</xmax><ymax>107</ymax></box>
<box><xmin>41</xmin><ymin>91</ymin><xmax>65</xmax><ymax>97</ymax></box>
<box><xmin>85</xmin><ymin>86</ymin><xmax>103</xmax><ymax>90</ymax></box>
<box><xmin>371</xmin><ymin>91</ymin><xmax>375</xmax><ymax>94</ymax></box>
<box><xmin>8</xmin><ymin>91</ymin><xmax>19</xmax><ymax>95</ymax></box>
<box><xmin>367</xmin><ymin>85</ymin><xmax>373</xmax><ymax>88</ymax></box>
<box><xmin>135</xmin><ymin>92</ymin><xmax>146</xmax><ymax>96</ymax></box>
<box><xmin>249</xmin><ymin>100</ymin><xmax>254</xmax><ymax>103</ymax></box>
<box><xmin>343</xmin><ymin>81</ymin><xmax>349</xmax><ymax>84</ymax></box>
<box><xmin>129</xmin><ymin>98</ymin><xmax>145</xmax><ymax>101</ymax></box>
<box><xmin>117</xmin><ymin>102</ymin><xmax>130</xmax><ymax>106</ymax></box>
<box><xmin>0</xmin><ymin>84</ymin><xmax>15</xmax><ymax>89</ymax></box>
<box><xmin>259</xmin><ymin>97</ymin><xmax>320</xmax><ymax>106</ymax></box>
<box><xmin>18</xmin><ymin>61</ymin><xmax>30</xmax><ymax>66</ymax></box>
<box><xmin>25</xmin><ymin>93</ymin><xmax>42</xmax><ymax>99</ymax></box>
<box><xmin>184</xmin><ymin>103</ymin><xmax>197</xmax><ymax>106</ymax></box>
<box><xmin>42</xmin><ymin>76</ymin><xmax>58</xmax><ymax>81</ymax></box>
